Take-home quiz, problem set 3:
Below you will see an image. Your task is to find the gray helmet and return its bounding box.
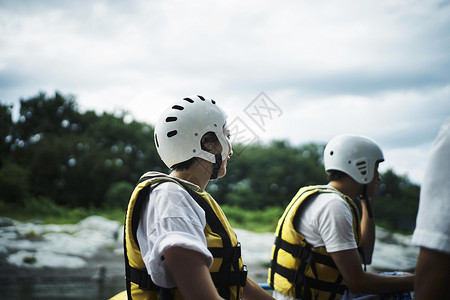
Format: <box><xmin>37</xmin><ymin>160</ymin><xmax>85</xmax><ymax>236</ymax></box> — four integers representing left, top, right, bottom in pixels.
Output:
<box><xmin>154</xmin><ymin>95</ymin><xmax>229</xmax><ymax>169</ymax></box>
<box><xmin>324</xmin><ymin>134</ymin><xmax>384</xmax><ymax>184</ymax></box>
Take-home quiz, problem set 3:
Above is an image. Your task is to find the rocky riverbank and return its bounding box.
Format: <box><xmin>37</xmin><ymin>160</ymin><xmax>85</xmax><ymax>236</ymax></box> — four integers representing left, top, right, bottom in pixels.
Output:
<box><xmin>0</xmin><ymin>216</ymin><xmax>419</xmax><ymax>299</ymax></box>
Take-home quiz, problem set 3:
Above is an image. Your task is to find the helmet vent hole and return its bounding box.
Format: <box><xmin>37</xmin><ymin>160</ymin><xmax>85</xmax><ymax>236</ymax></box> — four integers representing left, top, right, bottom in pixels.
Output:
<box><xmin>167</xmin><ymin>130</ymin><xmax>178</xmax><ymax>138</ymax></box>
<box><xmin>214</xmin><ymin>124</ymin><xmax>217</xmax><ymax>127</ymax></box>
<box><xmin>211</xmin><ymin>99</ymin><xmax>216</xmax><ymax>104</ymax></box>
<box><xmin>193</xmin><ymin>149</ymin><xmax>196</xmax><ymax>153</ymax></box>
<box><xmin>197</xmin><ymin>95</ymin><xmax>205</xmax><ymax>101</ymax></box>
<box><xmin>166</xmin><ymin>117</ymin><xmax>177</xmax><ymax>122</ymax></box>
<box><xmin>172</xmin><ymin>105</ymin><xmax>184</xmax><ymax>110</ymax></box>
<box><xmin>356</xmin><ymin>160</ymin><xmax>368</xmax><ymax>175</ymax></box>
<box><xmin>330</xmin><ymin>151</ymin><xmax>334</xmax><ymax>156</ymax></box>
<box><xmin>348</xmin><ymin>160</ymin><xmax>351</xmax><ymax>164</ymax></box>
<box><xmin>183</xmin><ymin>98</ymin><xmax>194</xmax><ymax>103</ymax></box>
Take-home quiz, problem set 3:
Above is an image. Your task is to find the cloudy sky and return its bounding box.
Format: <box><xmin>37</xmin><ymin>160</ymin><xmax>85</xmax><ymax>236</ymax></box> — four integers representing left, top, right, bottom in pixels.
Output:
<box><xmin>1</xmin><ymin>0</ymin><xmax>449</xmax><ymax>184</ymax></box>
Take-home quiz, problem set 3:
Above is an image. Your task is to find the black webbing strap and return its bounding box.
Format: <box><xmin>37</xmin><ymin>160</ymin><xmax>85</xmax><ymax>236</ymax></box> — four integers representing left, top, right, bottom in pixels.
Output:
<box><xmin>328</xmin><ymin>273</ymin><xmax>345</xmax><ymax>300</ymax></box>
<box><xmin>268</xmin><ymin>260</ymin><xmax>346</xmax><ymax>296</ymax></box>
<box><xmin>309</xmin><ymin>251</ymin><xmax>338</xmax><ymax>269</ymax></box>
<box><xmin>274</xmin><ymin>236</ymin><xmax>311</xmax><ymax>259</ymax></box>
<box><xmin>269</xmin><ymin>187</ymin><xmax>316</xmax><ymax>289</ymax></box>
<box><xmin>269</xmin><ymin>213</ymin><xmax>287</xmax><ymax>289</ymax></box>
<box><xmin>208</xmin><ymin>244</ymin><xmax>241</xmax><ymax>258</ymax></box>
<box><xmin>130</xmin><ymin>184</ymin><xmax>152</xmax><ymax>251</ymax></box>
<box><xmin>210</xmin><ymin>265</ymin><xmax>248</xmax><ymax>288</ymax></box>
<box><xmin>269</xmin><ymin>187</ymin><xmax>348</xmax><ymax>299</ymax></box>
<box><xmin>174</xmin><ymin>179</ymin><xmax>243</xmax><ymax>300</ymax></box>
<box><xmin>128</xmin><ymin>174</ymin><xmax>246</xmax><ymax>300</ymax></box>
<box><xmin>304</xmin><ymin>277</ymin><xmax>346</xmax><ymax>296</ymax></box>
<box><xmin>124</xmin><ymin>218</ymin><xmax>132</xmax><ymax>299</ymax></box>
<box><xmin>127</xmin><ymin>265</ymin><xmax>160</xmax><ymax>290</ymax></box>
<box><xmin>270</xmin><ymin>260</ymin><xmax>305</xmax><ymax>285</ymax></box>
<box><xmin>125</xmin><ymin>180</ymin><xmax>174</xmax><ymax>299</ymax></box>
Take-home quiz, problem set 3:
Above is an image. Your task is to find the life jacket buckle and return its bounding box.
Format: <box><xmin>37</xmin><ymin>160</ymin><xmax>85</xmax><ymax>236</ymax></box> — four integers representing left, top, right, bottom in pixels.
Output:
<box><xmin>235</xmin><ymin>242</ymin><xmax>242</xmax><ymax>258</ymax></box>
<box><xmin>240</xmin><ymin>264</ymin><xmax>248</xmax><ymax>287</ymax></box>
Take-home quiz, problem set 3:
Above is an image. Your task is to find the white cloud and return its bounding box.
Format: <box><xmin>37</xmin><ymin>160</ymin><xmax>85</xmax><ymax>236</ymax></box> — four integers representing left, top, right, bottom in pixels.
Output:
<box><xmin>1</xmin><ymin>0</ymin><xmax>449</xmax><ymax>184</ymax></box>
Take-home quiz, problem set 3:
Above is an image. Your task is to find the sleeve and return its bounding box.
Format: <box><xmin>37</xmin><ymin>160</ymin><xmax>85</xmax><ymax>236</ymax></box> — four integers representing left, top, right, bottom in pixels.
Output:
<box><xmin>314</xmin><ymin>196</ymin><xmax>358</xmax><ymax>253</ymax></box>
<box><xmin>136</xmin><ymin>182</ymin><xmax>214</xmax><ymax>288</ymax></box>
<box><xmin>412</xmin><ymin>118</ymin><xmax>450</xmax><ymax>254</ymax></box>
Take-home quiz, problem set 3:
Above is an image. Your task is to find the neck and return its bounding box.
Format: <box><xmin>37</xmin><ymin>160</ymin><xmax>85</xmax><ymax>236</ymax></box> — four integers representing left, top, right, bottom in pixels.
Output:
<box><xmin>328</xmin><ymin>178</ymin><xmax>361</xmax><ymax>201</ymax></box>
<box><xmin>170</xmin><ymin>161</ymin><xmax>212</xmax><ymax>189</ymax></box>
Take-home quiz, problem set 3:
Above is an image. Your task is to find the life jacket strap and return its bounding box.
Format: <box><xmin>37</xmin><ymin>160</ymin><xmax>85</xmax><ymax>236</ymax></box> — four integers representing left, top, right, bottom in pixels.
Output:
<box><xmin>126</xmin><ymin>264</ymin><xmax>160</xmax><ymax>291</ymax></box>
<box><xmin>210</xmin><ymin>264</ymin><xmax>248</xmax><ymax>288</ymax></box>
<box><xmin>274</xmin><ymin>236</ymin><xmax>310</xmax><ymax>259</ymax></box>
<box><xmin>274</xmin><ymin>236</ymin><xmax>337</xmax><ymax>269</ymax></box>
<box><xmin>125</xmin><ymin>260</ymin><xmax>248</xmax><ymax>292</ymax></box>
<box><xmin>271</xmin><ymin>236</ymin><xmax>346</xmax><ymax>298</ymax></box>
<box><xmin>269</xmin><ymin>260</ymin><xmax>346</xmax><ymax>296</ymax></box>
<box><xmin>209</xmin><ymin>242</ymin><xmax>242</xmax><ymax>258</ymax></box>
<box><xmin>126</xmin><ymin>174</ymin><xmax>246</xmax><ymax>300</ymax></box>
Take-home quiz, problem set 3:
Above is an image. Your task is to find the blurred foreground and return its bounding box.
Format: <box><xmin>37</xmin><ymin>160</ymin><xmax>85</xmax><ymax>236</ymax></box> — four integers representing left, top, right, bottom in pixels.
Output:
<box><xmin>0</xmin><ymin>216</ymin><xmax>419</xmax><ymax>300</ymax></box>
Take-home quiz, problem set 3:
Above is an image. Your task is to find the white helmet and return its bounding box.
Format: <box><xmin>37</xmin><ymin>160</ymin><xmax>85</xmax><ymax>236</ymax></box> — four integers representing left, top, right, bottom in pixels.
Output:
<box><xmin>154</xmin><ymin>95</ymin><xmax>229</xmax><ymax>170</ymax></box>
<box><xmin>323</xmin><ymin>134</ymin><xmax>384</xmax><ymax>184</ymax></box>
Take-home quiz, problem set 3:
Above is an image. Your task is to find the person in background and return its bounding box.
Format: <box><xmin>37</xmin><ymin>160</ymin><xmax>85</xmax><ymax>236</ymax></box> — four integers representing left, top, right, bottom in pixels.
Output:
<box><xmin>268</xmin><ymin>134</ymin><xmax>414</xmax><ymax>300</ymax></box>
<box><xmin>110</xmin><ymin>95</ymin><xmax>274</xmax><ymax>300</ymax></box>
<box><xmin>412</xmin><ymin>117</ymin><xmax>450</xmax><ymax>300</ymax></box>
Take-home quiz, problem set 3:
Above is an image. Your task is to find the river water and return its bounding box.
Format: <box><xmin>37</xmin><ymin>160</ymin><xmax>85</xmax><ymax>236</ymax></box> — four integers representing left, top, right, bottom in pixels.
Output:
<box><xmin>0</xmin><ymin>216</ymin><xmax>419</xmax><ymax>299</ymax></box>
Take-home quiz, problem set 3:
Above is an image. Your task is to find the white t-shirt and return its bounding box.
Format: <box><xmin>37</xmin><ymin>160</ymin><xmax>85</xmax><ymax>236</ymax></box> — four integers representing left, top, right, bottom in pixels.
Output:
<box><xmin>274</xmin><ymin>187</ymin><xmax>358</xmax><ymax>300</ymax></box>
<box><xmin>412</xmin><ymin>117</ymin><xmax>450</xmax><ymax>254</ymax></box>
<box><xmin>136</xmin><ymin>180</ymin><xmax>214</xmax><ymax>288</ymax></box>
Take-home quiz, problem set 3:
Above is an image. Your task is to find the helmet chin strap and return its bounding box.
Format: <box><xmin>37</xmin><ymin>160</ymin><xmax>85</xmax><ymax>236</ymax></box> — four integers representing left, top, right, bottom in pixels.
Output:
<box><xmin>360</xmin><ymin>184</ymin><xmax>374</xmax><ymax>218</ymax></box>
<box><xmin>210</xmin><ymin>154</ymin><xmax>222</xmax><ymax>180</ymax></box>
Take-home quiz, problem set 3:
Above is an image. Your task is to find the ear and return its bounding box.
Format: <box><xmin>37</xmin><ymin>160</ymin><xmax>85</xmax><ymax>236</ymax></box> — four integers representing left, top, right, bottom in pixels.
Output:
<box><xmin>201</xmin><ymin>132</ymin><xmax>219</xmax><ymax>153</ymax></box>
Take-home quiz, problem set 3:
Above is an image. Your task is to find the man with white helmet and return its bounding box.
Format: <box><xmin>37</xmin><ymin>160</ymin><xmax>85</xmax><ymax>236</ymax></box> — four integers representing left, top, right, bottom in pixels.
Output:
<box><xmin>268</xmin><ymin>134</ymin><xmax>414</xmax><ymax>300</ymax></box>
<box><xmin>111</xmin><ymin>95</ymin><xmax>274</xmax><ymax>300</ymax></box>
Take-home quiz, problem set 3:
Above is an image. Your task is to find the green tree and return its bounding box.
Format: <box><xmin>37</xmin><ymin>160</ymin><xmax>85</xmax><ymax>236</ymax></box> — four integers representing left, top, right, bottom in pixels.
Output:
<box><xmin>1</xmin><ymin>91</ymin><xmax>421</xmax><ymax>234</ymax></box>
<box><xmin>7</xmin><ymin>92</ymin><xmax>165</xmax><ymax>208</ymax></box>
<box><xmin>209</xmin><ymin>140</ymin><xmax>327</xmax><ymax>209</ymax></box>
<box><xmin>376</xmin><ymin>169</ymin><xmax>420</xmax><ymax>233</ymax></box>
<box><xmin>0</xmin><ymin>103</ymin><xmax>14</xmax><ymax>157</ymax></box>
<box><xmin>105</xmin><ymin>181</ymin><xmax>135</xmax><ymax>210</ymax></box>
<box><xmin>0</xmin><ymin>160</ymin><xmax>30</xmax><ymax>203</ymax></box>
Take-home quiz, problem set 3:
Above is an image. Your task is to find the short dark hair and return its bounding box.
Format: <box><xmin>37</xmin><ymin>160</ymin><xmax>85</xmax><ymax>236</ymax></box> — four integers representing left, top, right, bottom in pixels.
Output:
<box><xmin>171</xmin><ymin>157</ymin><xmax>198</xmax><ymax>171</ymax></box>
<box><xmin>327</xmin><ymin>170</ymin><xmax>349</xmax><ymax>181</ymax></box>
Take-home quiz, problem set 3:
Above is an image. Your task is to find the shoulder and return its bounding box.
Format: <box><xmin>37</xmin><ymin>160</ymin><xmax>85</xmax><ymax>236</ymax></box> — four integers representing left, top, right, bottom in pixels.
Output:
<box><xmin>140</xmin><ymin>178</ymin><xmax>207</xmax><ymax>231</ymax></box>
<box><xmin>309</xmin><ymin>192</ymin><xmax>349</xmax><ymax>212</ymax></box>
<box><xmin>308</xmin><ymin>192</ymin><xmax>353</xmax><ymax>227</ymax></box>
<box><xmin>299</xmin><ymin>192</ymin><xmax>352</xmax><ymax>227</ymax></box>
<box><xmin>152</xmin><ymin>179</ymin><xmax>189</xmax><ymax>194</ymax></box>
<box><xmin>150</xmin><ymin>180</ymin><xmax>203</xmax><ymax>210</ymax></box>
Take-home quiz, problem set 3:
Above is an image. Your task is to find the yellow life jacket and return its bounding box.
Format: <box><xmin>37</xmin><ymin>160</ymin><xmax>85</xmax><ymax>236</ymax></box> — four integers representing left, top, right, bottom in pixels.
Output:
<box><xmin>123</xmin><ymin>172</ymin><xmax>247</xmax><ymax>300</ymax></box>
<box><xmin>268</xmin><ymin>185</ymin><xmax>361</xmax><ymax>300</ymax></box>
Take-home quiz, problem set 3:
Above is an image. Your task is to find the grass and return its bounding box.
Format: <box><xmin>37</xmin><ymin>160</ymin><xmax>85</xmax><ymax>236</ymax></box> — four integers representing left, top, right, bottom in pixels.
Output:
<box><xmin>221</xmin><ymin>205</ymin><xmax>284</xmax><ymax>233</ymax></box>
<box><xmin>0</xmin><ymin>197</ymin><xmax>126</xmax><ymax>225</ymax></box>
<box><xmin>0</xmin><ymin>199</ymin><xmax>284</xmax><ymax>233</ymax></box>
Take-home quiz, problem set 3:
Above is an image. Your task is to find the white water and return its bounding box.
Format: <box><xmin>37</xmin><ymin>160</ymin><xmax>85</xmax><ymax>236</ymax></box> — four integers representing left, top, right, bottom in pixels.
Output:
<box><xmin>0</xmin><ymin>216</ymin><xmax>419</xmax><ymax>299</ymax></box>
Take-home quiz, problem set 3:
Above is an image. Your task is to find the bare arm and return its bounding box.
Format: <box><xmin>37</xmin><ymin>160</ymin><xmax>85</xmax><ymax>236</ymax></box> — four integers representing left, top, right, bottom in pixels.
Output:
<box><xmin>358</xmin><ymin>198</ymin><xmax>376</xmax><ymax>264</ymax></box>
<box><xmin>330</xmin><ymin>248</ymin><xmax>414</xmax><ymax>295</ymax></box>
<box><xmin>242</xmin><ymin>277</ymin><xmax>275</xmax><ymax>300</ymax></box>
<box><xmin>414</xmin><ymin>247</ymin><xmax>450</xmax><ymax>300</ymax></box>
<box><xmin>164</xmin><ymin>246</ymin><xmax>224</xmax><ymax>300</ymax></box>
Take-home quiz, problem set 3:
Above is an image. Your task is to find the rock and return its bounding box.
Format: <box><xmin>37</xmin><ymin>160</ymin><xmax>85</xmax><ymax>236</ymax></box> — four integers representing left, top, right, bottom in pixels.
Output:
<box><xmin>6</xmin><ymin>250</ymin><xmax>87</xmax><ymax>269</ymax></box>
<box><xmin>0</xmin><ymin>217</ymin><xmax>15</xmax><ymax>227</ymax></box>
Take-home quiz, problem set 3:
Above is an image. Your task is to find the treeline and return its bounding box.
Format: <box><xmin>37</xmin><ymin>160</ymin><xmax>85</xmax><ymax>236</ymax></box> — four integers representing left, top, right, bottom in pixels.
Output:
<box><xmin>0</xmin><ymin>92</ymin><xmax>419</xmax><ymax>233</ymax></box>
